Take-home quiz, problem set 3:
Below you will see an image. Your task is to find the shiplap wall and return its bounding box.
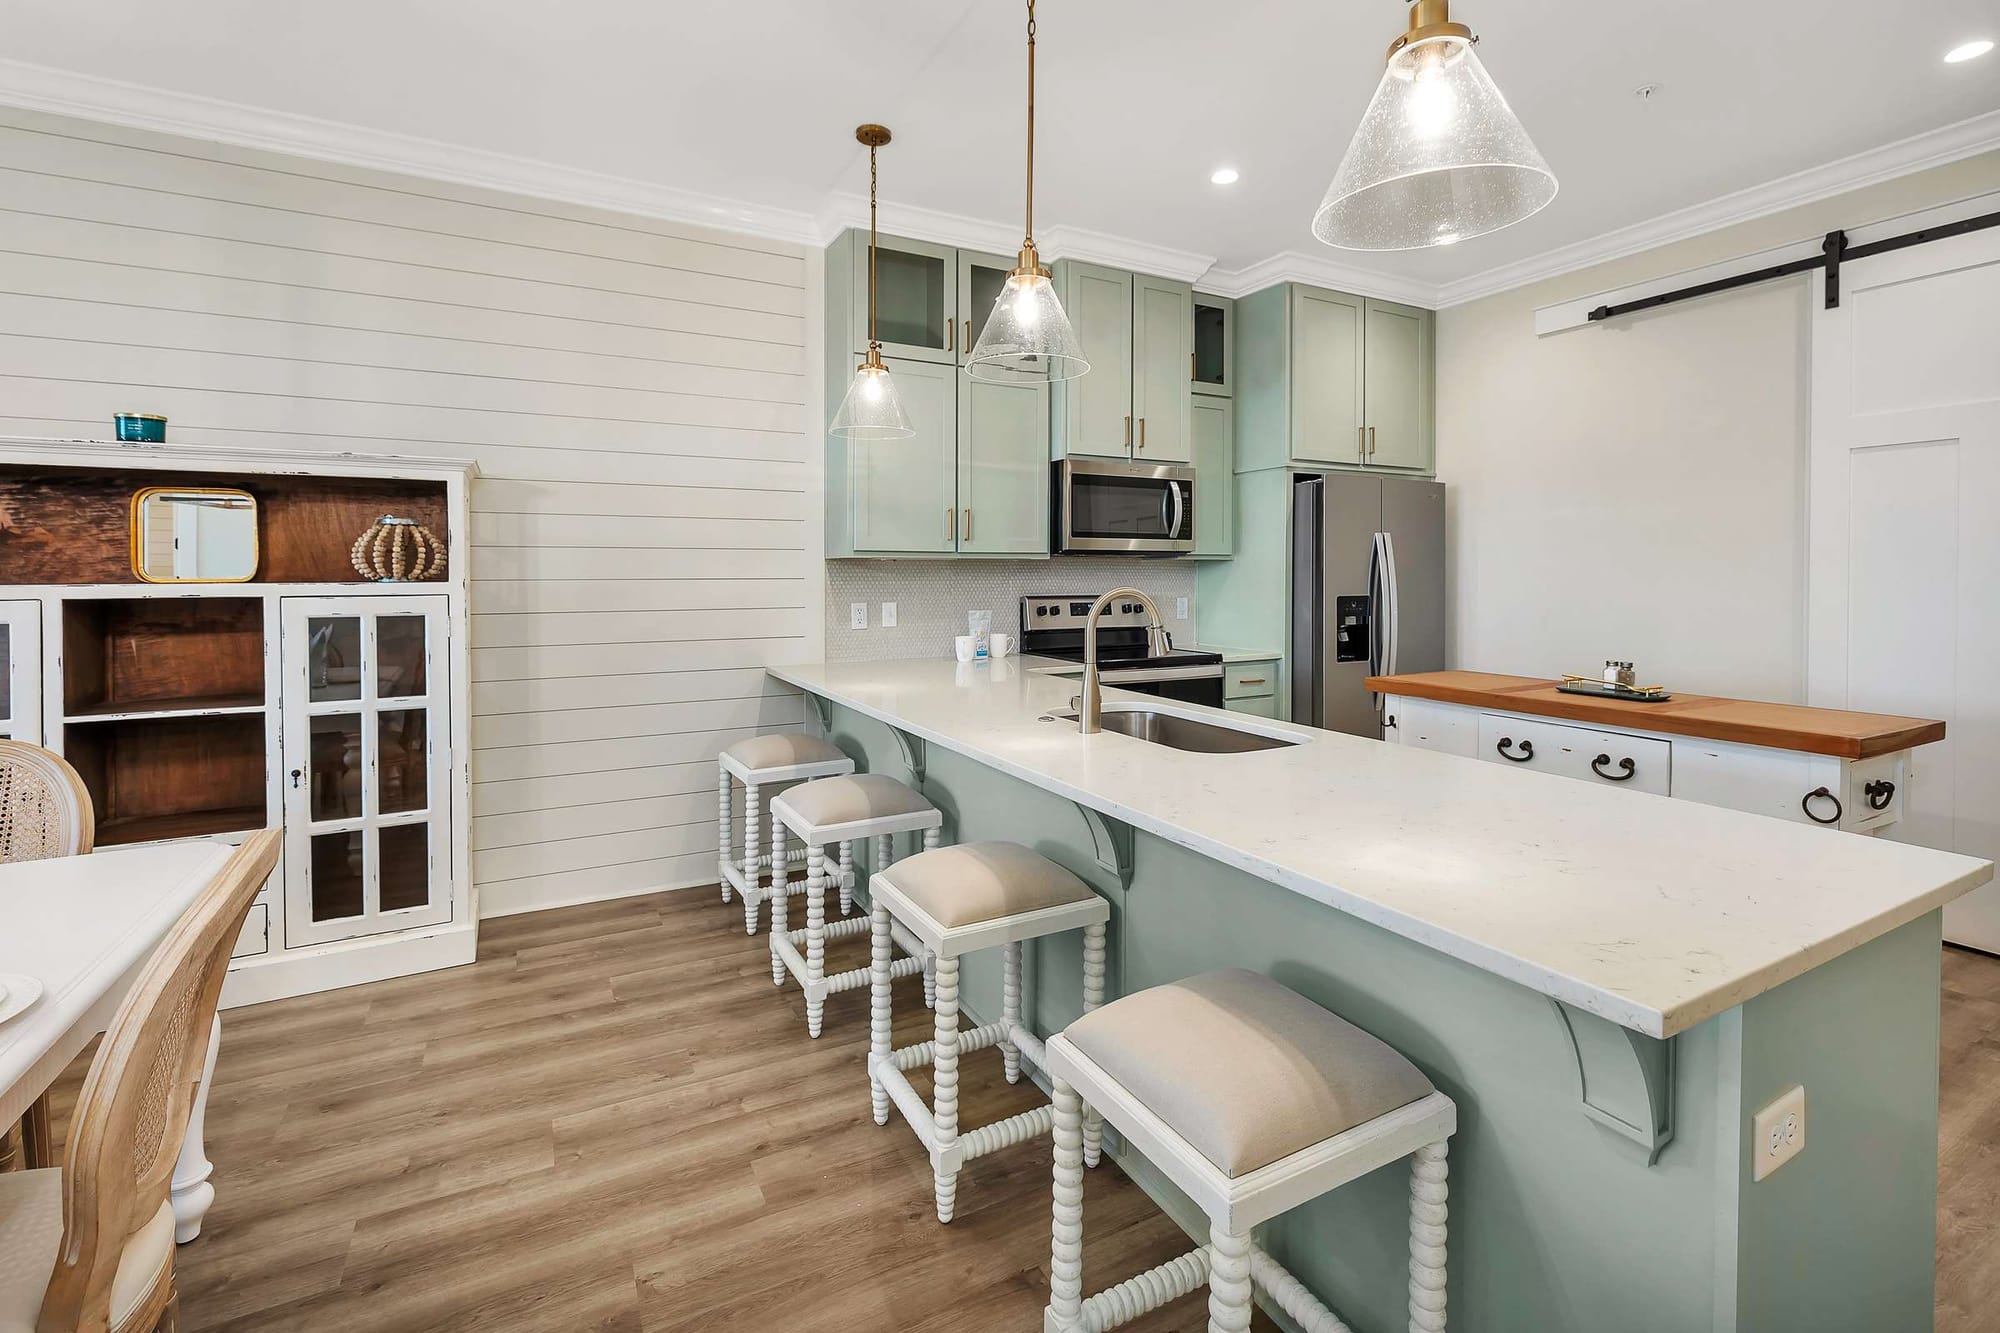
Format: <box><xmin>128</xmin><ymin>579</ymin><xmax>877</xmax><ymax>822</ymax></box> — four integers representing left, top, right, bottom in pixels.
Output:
<box><xmin>0</xmin><ymin>107</ymin><xmax>820</xmax><ymax>916</ymax></box>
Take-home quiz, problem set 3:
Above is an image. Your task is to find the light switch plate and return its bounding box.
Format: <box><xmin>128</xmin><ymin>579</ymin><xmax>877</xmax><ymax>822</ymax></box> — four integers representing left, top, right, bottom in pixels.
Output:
<box><xmin>1175</xmin><ymin>596</ymin><xmax>1189</xmax><ymax>621</ymax></box>
<box><xmin>849</xmin><ymin>602</ymin><xmax>867</xmax><ymax>630</ymax></box>
<box><xmin>1752</xmin><ymin>1085</ymin><xmax>1806</xmax><ymax>1181</ymax></box>
<box><xmin>881</xmin><ymin>601</ymin><xmax>898</xmax><ymax>628</ymax></box>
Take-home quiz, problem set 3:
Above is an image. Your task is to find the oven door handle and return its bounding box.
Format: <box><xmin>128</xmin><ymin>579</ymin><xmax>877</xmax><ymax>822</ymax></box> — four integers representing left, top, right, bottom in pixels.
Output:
<box><xmin>1096</xmin><ymin>664</ymin><xmax>1224</xmax><ymax>684</ymax></box>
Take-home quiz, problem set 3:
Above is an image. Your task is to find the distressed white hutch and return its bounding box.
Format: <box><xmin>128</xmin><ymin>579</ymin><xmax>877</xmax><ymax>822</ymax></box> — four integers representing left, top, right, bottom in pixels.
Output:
<box><xmin>0</xmin><ymin>439</ymin><xmax>475</xmax><ymax>1006</ymax></box>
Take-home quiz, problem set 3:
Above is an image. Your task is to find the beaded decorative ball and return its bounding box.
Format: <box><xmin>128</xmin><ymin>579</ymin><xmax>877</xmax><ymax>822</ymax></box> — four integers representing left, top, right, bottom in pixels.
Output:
<box><xmin>351</xmin><ymin>515</ymin><xmax>446</xmax><ymax>582</ymax></box>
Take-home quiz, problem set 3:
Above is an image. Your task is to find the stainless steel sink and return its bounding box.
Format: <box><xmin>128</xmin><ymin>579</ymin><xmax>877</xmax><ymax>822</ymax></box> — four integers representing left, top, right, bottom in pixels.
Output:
<box><xmin>1045</xmin><ymin>708</ymin><xmax>1301</xmax><ymax>753</ymax></box>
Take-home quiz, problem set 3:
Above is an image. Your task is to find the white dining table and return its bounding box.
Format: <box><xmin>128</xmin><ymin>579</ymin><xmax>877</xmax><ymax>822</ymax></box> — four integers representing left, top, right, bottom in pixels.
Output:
<box><xmin>0</xmin><ymin>840</ymin><xmax>235</xmax><ymax>1243</ymax></box>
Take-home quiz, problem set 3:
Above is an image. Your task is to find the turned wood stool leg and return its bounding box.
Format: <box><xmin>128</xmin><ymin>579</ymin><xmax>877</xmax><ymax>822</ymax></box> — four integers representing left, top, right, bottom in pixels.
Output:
<box><xmin>1048</xmin><ymin>1078</ymin><xmax>1087</xmax><ymax>1329</ymax></box>
<box><xmin>1207</xmin><ymin>1224</ymin><xmax>1254</xmax><ymax>1333</ymax></box>
<box><xmin>920</xmin><ymin>826</ymin><xmax>942</xmax><ymax>1009</ymax></box>
<box><xmin>869</xmin><ymin>902</ymin><xmax>893</xmax><ymax>1125</ymax></box>
<box><xmin>768</xmin><ymin>813</ymin><xmax>787</xmax><ymax>939</ymax></box>
<box><xmin>769</xmin><ymin>826</ymin><xmax>790</xmax><ymax>986</ymax></box>
<box><xmin>838</xmin><ymin>839</ymin><xmax>854</xmax><ymax>917</ymax></box>
<box><xmin>931</xmin><ymin>955</ymin><xmax>961</xmax><ymax>1222</ymax></box>
<box><xmin>1000</xmin><ymin>941</ymin><xmax>1023</xmax><ymax>1085</ymax></box>
<box><xmin>1080</xmin><ymin>921</ymin><xmax>1107</xmax><ymax>1168</ymax></box>
<box><xmin>1409</xmin><ymin>1139</ymin><xmax>1450</xmax><ymax>1332</ymax></box>
<box><xmin>743</xmin><ymin>781</ymin><xmax>762</xmax><ymax>934</ymax></box>
<box><xmin>804</xmin><ymin>842</ymin><xmax>828</xmax><ymax>1038</ymax></box>
<box><xmin>717</xmin><ymin>768</ymin><xmax>733</xmax><ymax>904</ymax></box>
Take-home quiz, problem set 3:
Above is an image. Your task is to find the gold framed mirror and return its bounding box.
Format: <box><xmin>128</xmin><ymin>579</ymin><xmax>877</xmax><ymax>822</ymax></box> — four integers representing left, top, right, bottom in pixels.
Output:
<box><xmin>130</xmin><ymin>486</ymin><xmax>260</xmax><ymax>583</ymax></box>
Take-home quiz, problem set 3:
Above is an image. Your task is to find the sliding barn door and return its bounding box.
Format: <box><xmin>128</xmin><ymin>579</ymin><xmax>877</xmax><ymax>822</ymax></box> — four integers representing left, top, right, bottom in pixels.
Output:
<box><xmin>281</xmin><ymin>596</ymin><xmax>452</xmax><ymax>946</ymax></box>
<box><xmin>1809</xmin><ymin>225</ymin><xmax>2000</xmax><ymax>951</ymax></box>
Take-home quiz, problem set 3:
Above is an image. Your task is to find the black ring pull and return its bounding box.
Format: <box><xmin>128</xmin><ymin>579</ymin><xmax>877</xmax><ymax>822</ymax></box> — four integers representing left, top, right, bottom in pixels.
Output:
<box><xmin>1864</xmin><ymin>779</ymin><xmax>1895</xmax><ymax>811</ymax></box>
<box><xmin>1496</xmin><ymin>737</ymin><xmax>1534</xmax><ymax>762</ymax></box>
<box><xmin>1385</xmin><ymin>714</ymin><xmax>1398</xmax><ymax>729</ymax></box>
<box><xmin>1802</xmin><ymin>786</ymin><xmax>1843</xmax><ymax>825</ymax></box>
<box><xmin>1591</xmin><ymin>754</ymin><xmax>1637</xmax><ymax>782</ymax></box>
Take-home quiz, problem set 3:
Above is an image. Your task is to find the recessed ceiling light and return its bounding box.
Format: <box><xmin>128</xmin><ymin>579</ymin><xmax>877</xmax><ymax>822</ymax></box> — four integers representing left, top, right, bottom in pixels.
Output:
<box><xmin>1945</xmin><ymin>38</ymin><xmax>1993</xmax><ymax>62</ymax></box>
<box><xmin>1210</xmin><ymin>167</ymin><xmax>1240</xmax><ymax>186</ymax></box>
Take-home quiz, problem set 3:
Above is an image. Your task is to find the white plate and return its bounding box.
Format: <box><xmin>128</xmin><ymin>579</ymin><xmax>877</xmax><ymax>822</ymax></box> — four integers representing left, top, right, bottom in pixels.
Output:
<box><xmin>0</xmin><ymin>974</ymin><xmax>42</xmax><ymax>1027</ymax></box>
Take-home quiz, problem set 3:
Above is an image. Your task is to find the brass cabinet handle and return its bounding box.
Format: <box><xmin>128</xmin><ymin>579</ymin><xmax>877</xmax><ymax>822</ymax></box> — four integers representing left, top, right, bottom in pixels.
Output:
<box><xmin>964</xmin><ymin>319</ymin><xmax>971</xmax><ymax>351</ymax></box>
<box><xmin>1358</xmin><ymin>425</ymin><xmax>1367</xmax><ymax>458</ymax></box>
<box><xmin>1368</xmin><ymin>425</ymin><xmax>1377</xmax><ymax>457</ymax></box>
<box><xmin>946</xmin><ymin>318</ymin><xmax>955</xmax><ymax>352</ymax></box>
<box><xmin>1124</xmin><ymin>416</ymin><xmax>1132</xmax><ymax>450</ymax></box>
<box><xmin>1238</xmin><ymin>677</ymin><xmax>1266</xmax><ymax>686</ymax></box>
<box><xmin>1138</xmin><ymin>418</ymin><xmax>1148</xmax><ymax>451</ymax></box>
<box><xmin>946</xmin><ymin>506</ymin><xmax>956</xmax><ymax>542</ymax></box>
<box><xmin>962</xmin><ymin>508</ymin><xmax>972</xmax><ymax>541</ymax></box>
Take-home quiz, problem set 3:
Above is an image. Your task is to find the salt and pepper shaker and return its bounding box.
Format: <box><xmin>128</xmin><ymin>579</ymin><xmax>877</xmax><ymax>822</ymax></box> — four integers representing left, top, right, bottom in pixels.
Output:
<box><xmin>1602</xmin><ymin>660</ymin><xmax>1637</xmax><ymax>688</ymax></box>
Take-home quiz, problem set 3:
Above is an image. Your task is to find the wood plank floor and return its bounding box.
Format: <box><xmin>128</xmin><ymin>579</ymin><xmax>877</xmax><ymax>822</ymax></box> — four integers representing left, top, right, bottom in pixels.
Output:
<box><xmin>52</xmin><ymin>888</ymin><xmax>1277</xmax><ymax>1331</ymax></box>
<box><xmin>42</xmin><ymin>896</ymin><xmax>2000</xmax><ymax>1330</ymax></box>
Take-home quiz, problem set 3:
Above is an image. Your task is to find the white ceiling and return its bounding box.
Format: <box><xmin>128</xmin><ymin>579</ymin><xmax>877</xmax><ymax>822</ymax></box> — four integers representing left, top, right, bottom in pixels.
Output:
<box><xmin>5</xmin><ymin>0</ymin><xmax>1999</xmax><ymax>301</ymax></box>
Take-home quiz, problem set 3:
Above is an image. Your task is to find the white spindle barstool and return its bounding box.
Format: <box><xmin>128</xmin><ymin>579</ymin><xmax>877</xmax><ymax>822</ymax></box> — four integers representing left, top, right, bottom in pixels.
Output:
<box><xmin>769</xmin><ymin>773</ymin><xmax>942</xmax><ymax>1038</ymax></box>
<box><xmin>867</xmin><ymin>841</ymin><xmax>1110</xmax><ymax>1225</ymax></box>
<box><xmin>1042</xmin><ymin>969</ymin><xmax>1456</xmax><ymax>1333</ymax></box>
<box><xmin>717</xmin><ymin>734</ymin><xmax>854</xmax><ymax>935</ymax></box>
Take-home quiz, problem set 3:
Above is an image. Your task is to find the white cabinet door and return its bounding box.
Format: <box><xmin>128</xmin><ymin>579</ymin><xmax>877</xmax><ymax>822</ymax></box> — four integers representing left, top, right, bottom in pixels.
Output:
<box><xmin>1476</xmin><ymin>712</ymin><xmax>1670</xmax><ymax>796</ymax></box>
<box><xmin>1387</xmin><ymin>698</ymin><xmax>1477</xmax><ymax>757</ymax></box>
<box><xmin>281</xmin><ymin>596</ymin><xmax>452</xmax><ymax>947</ymax></box>
<box><xmin>0</xmin><ymin>602</ymin><xmax>40</xmax><ymax>745</ymax></box>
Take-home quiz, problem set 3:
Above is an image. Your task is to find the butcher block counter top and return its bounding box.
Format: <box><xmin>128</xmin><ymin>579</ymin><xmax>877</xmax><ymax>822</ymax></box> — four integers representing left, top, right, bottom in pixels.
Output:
<box><xmin>1366</xmin><ymin>670</ymin><xmax>1945</xmax><ymax>760</ymax></box>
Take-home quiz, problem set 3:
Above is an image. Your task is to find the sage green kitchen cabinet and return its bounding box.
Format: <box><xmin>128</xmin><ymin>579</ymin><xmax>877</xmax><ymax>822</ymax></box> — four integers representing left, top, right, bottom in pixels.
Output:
<box><xmin>1361</xmin><ymin>297</ymin><xmax>1434</xmax><ymax>471</ymax></box>
<box><xmin>1131</xmin><ymin>275</ymin><xmax>1193</xmax><ymax>463</ymax></box>
<box><xmin>840</xmin><ymin>230</ymin><xmax>958</xmax><ymax>364</ymax></box>
<box><xmin>956</xmin><ymin>248</ymin><xmax>1018</xmax><ymax>366</ymax></box>
<box><xmin>1051</xmin><ymin>261</ymin><xmax>1136</xmax><ymax>458</ymax></box>
<box><xmin>1193</xmin><ymin>293</ymin><xmax>1232</xmax><ymax>397</ymax></box>
<box><xmin>1234</xmin><ymin>283</ymin><xmax>1434</xmax><ymax>476</ymax></box>
<box><xmin>1191</xmin><ymin>394</ymin><xmax>1233</xmax><ymax>558</ymax></box>
<box><xmin>846</xmin><ymin>356</ymin><xmax>959</xmax><ymax>554</ymax></box>
<box><xmin>1050</xmin><ymin>263</ymin><xmax>1192</xmax><ymax>463</ymax></box>
<box><xmin>957</xmin><ymin>372</ymin><xmax>1052</xmax><ymax>555</ymax></box>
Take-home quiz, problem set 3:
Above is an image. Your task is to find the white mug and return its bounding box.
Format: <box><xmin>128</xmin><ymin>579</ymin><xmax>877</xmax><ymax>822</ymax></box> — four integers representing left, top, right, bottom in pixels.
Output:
<box><xmin>954</xmin><ymin>635</ymin><xmax>977</xmax><ymax>663</ymax></box>
<box><xmin>990</xmin><ymin>632</ymin><xmax>1014</xmax><ymax>659</ymax></box>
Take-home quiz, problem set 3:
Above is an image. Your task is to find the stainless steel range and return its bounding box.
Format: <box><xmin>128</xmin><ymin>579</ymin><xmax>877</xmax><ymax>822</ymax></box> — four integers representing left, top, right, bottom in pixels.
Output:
<box><xmin>1018</xmin><ymin>595</ymin><xmax>1224</xmax><ymax>708</ymax></box>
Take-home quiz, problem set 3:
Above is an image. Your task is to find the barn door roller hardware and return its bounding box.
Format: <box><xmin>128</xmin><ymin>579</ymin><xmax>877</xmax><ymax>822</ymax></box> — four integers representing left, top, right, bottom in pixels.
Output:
<box><xmin>1587</xmin><ymin>208</ymin><xmax>2000</xmax><ymax>322</ymax></box>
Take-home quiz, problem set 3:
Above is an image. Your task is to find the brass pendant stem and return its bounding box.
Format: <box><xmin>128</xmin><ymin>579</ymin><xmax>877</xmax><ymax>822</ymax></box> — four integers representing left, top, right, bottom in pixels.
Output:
<box><xmin>868</xmin><ymin>141</ymin><xmax>879</xmax><ymax>351</ymax></box>
<box><xmin>1024</xmin><ymin>0</ymin><xmax>1036</xmax><ymax>249</ymax></box>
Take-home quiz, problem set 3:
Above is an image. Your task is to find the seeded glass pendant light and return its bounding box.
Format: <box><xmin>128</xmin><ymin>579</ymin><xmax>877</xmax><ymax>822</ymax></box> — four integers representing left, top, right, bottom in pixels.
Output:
<box><xmin>965</xmin><ymin>0</ymin><xmax>1088</xmax><ymax>383</ymax></box>
<box><xmin>1313</xmin><ymin>0</ymin><xmax>1556</xmax><ymax>251</ymax></box>
<box><xmin>830</xmin><ymin>124</ymin><xmax>915</xmax><ymax>440</ymax></box>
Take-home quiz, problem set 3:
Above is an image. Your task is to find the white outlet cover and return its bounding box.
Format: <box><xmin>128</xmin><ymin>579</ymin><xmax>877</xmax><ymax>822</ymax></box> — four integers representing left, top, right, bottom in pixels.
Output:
<box><xmin>881</xmin><ymin>601</ymin><xmax>898</xmax><ymax>628</ymax></box>
<box><xmin>1175</xmin><ymin>595</ymin><xmax>1189</xmax><ymax>620</ymax></box>
<box><xmin>1752</xmin><ymin>1085</ymin><xmax>1806</xmax><ymax>1181</ymax></box>
<box><xmin>850</xmin><ymin>602</ymin><xmax>867</xmax><ymax>630</ymax></box>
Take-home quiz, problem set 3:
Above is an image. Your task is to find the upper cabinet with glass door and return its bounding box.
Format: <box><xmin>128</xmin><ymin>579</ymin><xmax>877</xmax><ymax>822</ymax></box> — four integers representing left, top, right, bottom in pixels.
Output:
<box><xmin>0</xmin><ymin>602</ymin><xmax>41</xmax><ymax>744</ymax></box>
<box><xmin>1193</xmin><ymin>293</ymin><xmax>1233</xmax><ymax>398</ymax></box>
<box><xmin>837</xmin><ymin>230</ymin><xmax>958</xmax><ymax>364</ymax></box>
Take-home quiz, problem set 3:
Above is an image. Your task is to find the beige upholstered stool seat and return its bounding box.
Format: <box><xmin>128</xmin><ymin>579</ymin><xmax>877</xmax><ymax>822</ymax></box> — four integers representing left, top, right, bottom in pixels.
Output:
<box><xmin>1064</xmin><ymin>968</ymin><xmax>1434</xmax><ymax>1177</ymax></box>
<box><xmin>0</xmin><ymin>1166</ymin><xmax>175</xmax><ymax>1333</ymax></box>
<box><xmin>874</xmin><ymin>841</ymin><xmax>1097</xmax><ymax>929</ymax></box>
<box><xmin>721</xmin><ymin>732</ymin><xmax>848</xmax><ymax>773</ymax></box>
<box><xmin>773</xmin><ymin>773</ymin><xmax>934</xmax><ymax>829</ymax></box>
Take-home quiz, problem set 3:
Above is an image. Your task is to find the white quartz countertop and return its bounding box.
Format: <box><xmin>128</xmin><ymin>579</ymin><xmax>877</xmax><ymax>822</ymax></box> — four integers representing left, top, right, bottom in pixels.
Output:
<box><xmin>771</xmin><ymin>657</ymin><xmax>1992</xmax><ymax>1038</ymax></box>
<box><xmin>1191</xmin><ymin>644</ymin><xmax>1282</xmax><ymax>663</ymax></box>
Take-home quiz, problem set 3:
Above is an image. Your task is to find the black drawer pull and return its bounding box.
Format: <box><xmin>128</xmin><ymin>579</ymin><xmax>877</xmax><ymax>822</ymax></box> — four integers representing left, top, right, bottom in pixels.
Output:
<box><xmin>1864</xmin><ymin>779</ymin><xmax>1895</xmax><ymax>811</ymax></box>
<box><xmin>1802</xmin><ymin>786</ymin><xmax>1843</xmax><ymax>825</ymax></box>
<box><xmin>1496</xmin><ymin>737</ymin><xmax>1534</xmax><ymax>762</ymax></box>
<box><xmin>1591</xmin><ymin>754</ymin><xmax>1636</xmax><ymax>782</ymax></box>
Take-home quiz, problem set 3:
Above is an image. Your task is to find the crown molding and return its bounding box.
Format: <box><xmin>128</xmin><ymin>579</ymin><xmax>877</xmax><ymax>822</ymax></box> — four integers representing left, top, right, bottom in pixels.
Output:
<box><xmin>5</xmin><ymin>56</ymin><xmax>1998</xmax><ymax>315</ymax></box>
<box><xmin>0</xmin><ymin>58</ymin><xmax>823</xmax><ymax>245</ymax></box>
<box><xmin>1196</xmin><ymin>250</ymin><xmax>1439</xmax><ymax>306</ymax></box>
<box><xmin>1435</xmin><ymin>107</ymin><xmax>2000</xmax><ymax>308</ymax></box>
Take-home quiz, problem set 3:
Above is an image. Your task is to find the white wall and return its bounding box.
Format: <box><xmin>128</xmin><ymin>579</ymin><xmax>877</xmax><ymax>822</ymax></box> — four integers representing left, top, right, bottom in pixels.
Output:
<box><xmin>0</xmin><ymin>107</ymin><xmax>820</xmax><ymax>916</ymax></box>
<box><xmin>1437</xmin><ymin>149</ymin><xmax>2000</xmax><ymax>702</ymax></box>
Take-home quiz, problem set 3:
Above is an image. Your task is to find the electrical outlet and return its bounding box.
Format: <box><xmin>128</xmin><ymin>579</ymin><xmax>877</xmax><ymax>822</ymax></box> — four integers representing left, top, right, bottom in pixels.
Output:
<box><xmin>1752</xmin><ymin>1085</ymin><xmax>1806</xmax><ymax>1181</ymax></box>
<box><xmin>1175</xmin><ymin>595</ymin><xmax>1189</xmax><ymax>621</ymax></box>
<box><xmin>849</xmin><ymin>602</ymin><xmax>868</xmax><ymax>630</ymax></box>
<box><xmin>881</xmin><ymin>601</ymin><xmax>898</xmax><ymax>628</ymax></box>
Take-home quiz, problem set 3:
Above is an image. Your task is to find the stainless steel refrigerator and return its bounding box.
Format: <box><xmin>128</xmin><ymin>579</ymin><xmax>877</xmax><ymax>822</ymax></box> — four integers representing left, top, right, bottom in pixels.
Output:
<box><xmin>1290</xmin><ymin>472</ymin><xmax>1445</xmax><ymax>738</ymax></box>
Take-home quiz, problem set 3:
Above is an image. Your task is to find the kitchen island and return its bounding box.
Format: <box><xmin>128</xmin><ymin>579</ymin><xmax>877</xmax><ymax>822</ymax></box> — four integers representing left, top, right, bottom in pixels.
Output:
<box><xmin>771</xmin><ymin>657</ymin><xmax>1991</xmax><ymax>1333</ymax></box>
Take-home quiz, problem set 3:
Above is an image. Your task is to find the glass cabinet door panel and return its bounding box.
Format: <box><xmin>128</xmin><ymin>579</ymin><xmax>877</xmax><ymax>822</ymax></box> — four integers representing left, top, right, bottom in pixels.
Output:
<box><xmin>309</xmin><ymin>830</ymin><xmax>365</xmax><ymax>922</ymax></box>
<box><xmin>282</xmin><ymin>595</ymin><xmax>451</xmax><ymax>948</ymax></box>
<box><xmin>0</xmin><ymin>603</ymin><xmax>41</xmax><ymax>745</ymax></box>
<box><xmin>377</xmin><ymin>710</ymin><xmax>428</xmax><ymax>814</ymax></box>
<box><xmin>876</xmin><ymin>248</ymin><xmax>949</xmax><ymax>350</ymax></box>
<box><xmin>379</xmin><ymin>824</ymin><xmax>430</xmax><ymax>912</ymax></box>
<box><xmin>377</xmin><ymin>616</ymin><xmax>427</xmax><ymax>698</ymax></box>
<box><xmin>1195</xmin><ymin>303</ymin><xmax>1228</xmax><ymax>391</ymax></box>
<box><xmin>0</xmin><ymin>624</ymin><xmax>12</xmax><ymax>736</ymax></box>
<box><xmin>308</xmin><ymin>617</ymin><xmax>363</xmax><ymax>702</ymax></box>
<box><xmin>308</xmin><ymin>713</ymin><xmax>364</xmax><ymax>821</ymax></box>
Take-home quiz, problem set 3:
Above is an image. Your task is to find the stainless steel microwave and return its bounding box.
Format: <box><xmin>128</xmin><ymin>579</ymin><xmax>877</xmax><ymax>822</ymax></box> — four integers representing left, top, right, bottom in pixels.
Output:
<box><xmin>1052</xmin><ymin>457</ymin><xmax>1196</xmax><ymax>554</ymax></box>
